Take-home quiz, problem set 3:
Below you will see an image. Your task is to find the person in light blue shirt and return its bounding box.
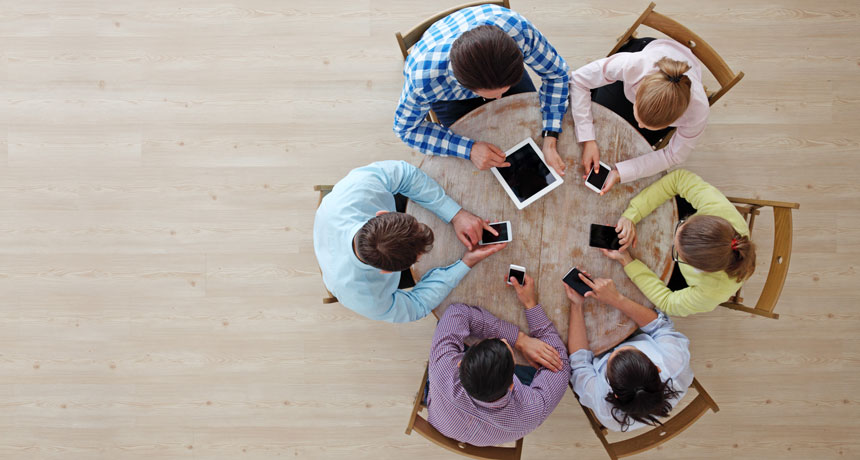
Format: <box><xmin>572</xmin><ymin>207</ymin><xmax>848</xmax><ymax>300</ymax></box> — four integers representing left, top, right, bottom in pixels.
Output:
<box><xmin>563</xmin><ymin>270</ymin><xmax>694</xmax><ymax>432</ymax></box>
<box><xmin>313</xmin><ymin>160</ymin><xmax>506</xmax><ymax>323</ymax></box>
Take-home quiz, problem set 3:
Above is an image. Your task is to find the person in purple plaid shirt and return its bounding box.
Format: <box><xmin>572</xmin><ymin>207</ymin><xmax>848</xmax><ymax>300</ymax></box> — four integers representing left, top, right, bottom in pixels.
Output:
<box><xmin>426</xmin><ymin>273</ymin><xmax>570</xmax><ymax>446</ymax></box>
<box><xmin>394</xmin><ymin>5</ymin><xmax>570</xmax><ymax>173</ymax></box>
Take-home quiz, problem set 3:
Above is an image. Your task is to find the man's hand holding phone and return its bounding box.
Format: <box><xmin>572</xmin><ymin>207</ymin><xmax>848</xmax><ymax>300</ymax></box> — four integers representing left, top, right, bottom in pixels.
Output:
<box><xmin>509</xmin><ymin>273</ymin><xmax>538</xmax><ymax>310</ymax></box>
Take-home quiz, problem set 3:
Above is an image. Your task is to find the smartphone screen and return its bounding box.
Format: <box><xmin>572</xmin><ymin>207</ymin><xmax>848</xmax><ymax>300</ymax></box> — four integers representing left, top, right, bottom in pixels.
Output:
<box><xmin>589</xmin><ymin>224</ymin><xmax>621</xmax><ymax>250</ymax></box>
<box><xmin>563</xmin><ymin>268</ymin><xmax>592</xmax><ymax>296</ymax></box>
<box><xmin>481</xmin><ymin>222</ymin><xmax>509</xmax><ymax>244</ymax></box>
<box><xmin>508</xmin><ymin>266</ymin><xmax>525</xmax><ymax>285</ymax></box>
<box><xmin>587</xmin><ymin>165</ymin><xmax>610</xmax><ymax>190</ymax></box>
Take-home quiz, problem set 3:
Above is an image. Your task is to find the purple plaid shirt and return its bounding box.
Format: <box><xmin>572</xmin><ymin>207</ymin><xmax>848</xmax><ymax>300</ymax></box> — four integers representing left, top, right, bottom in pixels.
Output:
<box><xmin>427</xmin><ymin>303</ymin><xmax>570</xmax><ymax>446</ymax></box>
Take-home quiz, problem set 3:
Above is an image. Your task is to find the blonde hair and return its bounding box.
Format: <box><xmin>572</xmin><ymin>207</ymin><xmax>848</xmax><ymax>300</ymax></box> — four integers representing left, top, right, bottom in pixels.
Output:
<box><xmin>635</xmin><ymin>57</ymin><xmax>692</xmax><ymax>128</ymax></box>
<box><xmin>678</xmin><ymin>215</ymin><xmax>756</xmax><ymax>282</ymax></box>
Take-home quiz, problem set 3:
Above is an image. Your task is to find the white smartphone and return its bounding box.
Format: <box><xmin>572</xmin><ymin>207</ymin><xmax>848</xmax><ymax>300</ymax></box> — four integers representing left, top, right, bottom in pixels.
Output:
<box><xmin>507</xmin><ymin>264</ymin><xmax>526</xmax><ymax>286</ymax></box>
<box><xmin>584</xmin><ymin>161</ymin><xmax>612</xmax><ymax>193</ymax></box>
<box><xmin>479</xmin><ymin>221</ymin><xmax>512</xmax><ymax>245</ymax></box>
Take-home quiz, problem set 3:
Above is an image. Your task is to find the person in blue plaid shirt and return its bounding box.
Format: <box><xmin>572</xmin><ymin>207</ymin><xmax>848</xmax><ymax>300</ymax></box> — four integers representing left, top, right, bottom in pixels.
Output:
<box><xmin>394</xmin><ymin>5</ymin><xmax>570</xmax><ymax>173</ymax></box>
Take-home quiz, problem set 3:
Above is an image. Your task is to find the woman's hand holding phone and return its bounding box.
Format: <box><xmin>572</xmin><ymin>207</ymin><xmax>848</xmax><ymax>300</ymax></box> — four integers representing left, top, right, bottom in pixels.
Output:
<box><xmin>615</xmin><ymin>216</ymin><xmax>637</xmax><ymax>251</ymax></box>
<box><xmin>581</xmin><ymin>140</ymin><xmax>600</xmax><ymax>178</ymax></box>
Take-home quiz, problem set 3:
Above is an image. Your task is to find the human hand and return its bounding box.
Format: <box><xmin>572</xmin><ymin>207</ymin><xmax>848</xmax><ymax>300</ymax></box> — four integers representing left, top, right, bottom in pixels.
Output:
<box><xmin>462</xmin><ymin>241</ymin><xmax>506</xmax><ymax>268</ymax></box>
<box><xmin>581</xmin><ymin>140</ymin><xmax>600</xmax><ymax>178</ymax></box>
<box><xmin>509</xmin><ymin>273</ymin><xmax>538</xmax><ymax>309</ymax></box>
<box><xmin>599</xmin><ymin>169</ymin><xmax>620</xmax><ymax>195</ymax></box>
<box><xmin>599</xmin><ymin>247</ymin><xmax>633</xmax><ymax>266</ymax></box>
<box><xmin>469</xmin><ymin>141</ymin><xmax>510</xmax><ymax>170</ymax></box>
<box><xmin>451</xmin><ymin>210</ymin><xmax>494</xmax><ymax>250</ymax></box>
<box><xmin>541</xmin><ymin>137</ymin><xmax>566</xmax><ymax>176</ymax></box>
<box><xmin>579</xmin><ymin>273</ymin><xmax>625</xmax><ymax>306</ymax></box>
<box><xmin>515</xmin><ymin>332</ymin><xmax>563</xmax><ymax>372</ymax></box>
<box><xmin>615</xmin><ymin>216</ymin><xmax>637</xmax><ymax>251</ymax></box>
<box><xmin>562</xmin><ymin>280</ymin><xmax>585</xmax><ymax>308</ymax></box>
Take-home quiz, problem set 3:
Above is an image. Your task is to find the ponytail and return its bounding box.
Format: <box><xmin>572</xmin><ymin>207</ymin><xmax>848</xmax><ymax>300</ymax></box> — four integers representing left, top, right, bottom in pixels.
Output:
<box><xmin>678</xmin><ymin>215</ymin><xmax>757</xmax><ymax>282</ymax></box>
<box><xmin>635</xmin><ymin>57</ymin><xmax>693</xmax><ymax>128</ymax></box>
<box><xmin>604</xmin><ymin>348</ymin><xmax>681</xmax><ymax>432</ymax></box>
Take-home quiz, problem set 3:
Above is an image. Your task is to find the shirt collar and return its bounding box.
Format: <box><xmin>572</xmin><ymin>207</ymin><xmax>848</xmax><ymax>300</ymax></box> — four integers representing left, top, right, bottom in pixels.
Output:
<box><xmin>446</xmin><ymin>60</ymin><xmax>478</xmax><ymax>98</ymax></box>
<box><xmin>348</xmin><ymin>223</ymin><xmax>373</xmax><ymax>269</ymax></box>
<box><xmin>471</xmin><ymin>380</ymin><xmax>517</xmax><ymax>409</ymax></box>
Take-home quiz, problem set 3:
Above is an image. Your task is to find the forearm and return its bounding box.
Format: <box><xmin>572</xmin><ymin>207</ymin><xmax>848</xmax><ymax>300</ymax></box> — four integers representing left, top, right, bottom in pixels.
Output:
<box><xmin>608</xmin><ymin>292</ymin><xmax>658</xmax><ymax>328</ymax></box>
<box><xmin>567</xmin><ymin>305</ymin><xmax>589</xmax><ymax>352</ymax></box>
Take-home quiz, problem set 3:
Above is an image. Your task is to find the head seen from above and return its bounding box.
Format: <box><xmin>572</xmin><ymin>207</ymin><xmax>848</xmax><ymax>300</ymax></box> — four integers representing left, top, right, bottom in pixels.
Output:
<box><xmin>634</xmin><ymin>57</ymin><xmax>693</xmax><ymax>130</ymax></box>
<box><xmin>675</xmin><ymin>214</ymin><xmax>756</xmax><ymax>282</ymax></box>
<box><xmin>450</xmin><ymin>25</ymin><xmax>523</xmax><ymax>98</ymax></box>
<box><xmin>605</xmin><ymin>346</ymin><xmax>680</xmax><ymax>431</ymax></box>
<box><xmin>459</xmin><ymin>338</ymin><xmax>515</xmax><ymax>403</ymax></box>
<box><xmin>354</xmin><ymin>212</ymin><xmax>434</xmax><ymax>272</ymax></box>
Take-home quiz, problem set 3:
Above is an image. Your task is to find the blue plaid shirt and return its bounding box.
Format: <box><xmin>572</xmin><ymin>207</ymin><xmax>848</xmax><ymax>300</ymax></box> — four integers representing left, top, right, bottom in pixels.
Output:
<box><xmin>394</xmin><ymin>5</ymin><xmax>570</xmax><ymax>159</ymax></box>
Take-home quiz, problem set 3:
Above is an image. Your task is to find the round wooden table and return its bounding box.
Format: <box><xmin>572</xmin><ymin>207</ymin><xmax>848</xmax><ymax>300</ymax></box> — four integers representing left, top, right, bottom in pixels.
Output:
<box><xmin>410</xmin><ymin>93</ymin><xmax>676</xmax><ymax>355</ymax></box>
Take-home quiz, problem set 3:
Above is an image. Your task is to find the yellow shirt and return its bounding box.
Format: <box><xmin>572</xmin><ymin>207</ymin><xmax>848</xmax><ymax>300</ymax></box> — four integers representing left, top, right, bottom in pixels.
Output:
<box><xmin>621</xmin><ymin>169</ymin><xmax>750</xmax><ymax>317</ymax></box>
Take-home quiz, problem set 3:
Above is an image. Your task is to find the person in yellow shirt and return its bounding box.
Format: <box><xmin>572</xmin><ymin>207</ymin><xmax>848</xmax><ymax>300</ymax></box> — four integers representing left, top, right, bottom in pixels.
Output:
<box><xmin>599</xmin><ymin>169</ymin><xmax>756</xmax><ymax>316</ymax></box>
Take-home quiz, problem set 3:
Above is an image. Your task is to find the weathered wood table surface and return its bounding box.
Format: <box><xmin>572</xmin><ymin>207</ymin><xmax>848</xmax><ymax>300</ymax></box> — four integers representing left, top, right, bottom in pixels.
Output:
<box><xmin>411</xmin><ymin>93</ymin><xmax>676</xmax><ymax>355</ymax></box>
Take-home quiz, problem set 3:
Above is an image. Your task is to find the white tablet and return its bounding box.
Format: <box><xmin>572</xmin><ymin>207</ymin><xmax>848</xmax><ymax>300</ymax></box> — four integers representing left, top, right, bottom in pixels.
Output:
<box><xmin>491</xmin><ymin>137</ymin><xmax>564</xmax><ymax>210</ymax></box>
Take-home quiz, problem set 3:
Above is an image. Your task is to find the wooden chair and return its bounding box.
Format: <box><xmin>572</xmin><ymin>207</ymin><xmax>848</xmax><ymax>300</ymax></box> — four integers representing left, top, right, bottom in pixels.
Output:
<box><xmin>394</xmin><ymin>0</ymin><xmax>511</xmax><ymax>124</ymax></box>
<box><xmin>721</xmin><ymin>197</ymin><xmax>800</xmax><ymax>319</ymax></box>
<box><xmin>313</xmin><ymin>185</ymin><xmax>338</xmax><ymax>304</ymax></box>
<box><xmin>575</xmin><ymin>378</ymin><xmax>718</xmax><ymax>460</ymax></box>
<box><xmin>405</xmin><ymin>362</ymin><xmax>524</xmax><ymax>460</ymax></box>
<box><xmin>609</xmin><ymin>2</ymin><xmax>745</xmax><ymax>149</ymax></box>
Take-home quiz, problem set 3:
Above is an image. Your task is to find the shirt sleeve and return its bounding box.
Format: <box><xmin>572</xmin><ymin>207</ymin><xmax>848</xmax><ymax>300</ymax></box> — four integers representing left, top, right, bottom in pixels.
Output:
<box><xmin>569</xmin><ymin>53</ymin><xmax>632</xmax><ymax>143</ymax></box>
<box><xmin>370</xmin><ymin>260</ymin><xmax>472</xmax><ymax>323</ymax></box>
<box><xmin>430</xmin><ymin>302</ymin><xmax>522</xmax><ymax>368</ymax></box>
<box><xmin>622</xmin><ymin>259</ymin><xmax>720</xmax><ymax>317</ymax></box>
<box><xmin>374</xmin><ymin>160</ymin><xmax>461</xmax><ymax>222</ymax></box>
<box><xmin>569</xmin><ymin>348</ymin><xmax>622</xmax><ymax>430</ymax></box>
<box><xmin>614</xmin><ymin>119</ymin><xmax>708</xmax><ymax>183</ymax></box>
<box><xmin>518</xmin><ymin>18</ymin><xmax>570</xmax><ymax>132</ymax></box>
<box><xmin>393</xmin><ymin>79</ymin><xmax>475</xmax><ymax>159</ymax></box>
<box><xmin>521</xmin><ymin>306</ymin><xmax>571</xmax><ymax>420</ymax></box>
<box><xmin>640</xmin><ymin>312</ymin><xmax>691</xmax><ymax>373</ymax></box>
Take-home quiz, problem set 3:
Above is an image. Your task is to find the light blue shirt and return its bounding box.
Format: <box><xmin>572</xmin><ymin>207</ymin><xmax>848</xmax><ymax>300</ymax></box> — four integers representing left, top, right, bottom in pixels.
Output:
<box><xmin>313</xmin><ymin>160</ymin><xmax>470</xmax><ymax>323</ymax></box>
<box><xmin>569</xmin><ymin>312</ymin><xmax>694</xmax><ymax>432</ymax></box>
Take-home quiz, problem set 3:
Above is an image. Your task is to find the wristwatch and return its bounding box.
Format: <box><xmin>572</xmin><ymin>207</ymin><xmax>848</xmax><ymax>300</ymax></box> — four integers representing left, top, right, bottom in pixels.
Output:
<box><xmin>541</xmin><ymin>130</ymin><xmax>559</xmax><ymax>139</ymax></box>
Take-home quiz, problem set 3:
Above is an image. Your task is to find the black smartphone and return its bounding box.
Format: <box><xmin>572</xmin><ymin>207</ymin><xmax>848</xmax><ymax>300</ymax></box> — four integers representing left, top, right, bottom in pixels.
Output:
<box><xmin>562</xmin><ymin>267</ymin><xmax>593</xmax><ymax>296</ymax></box>
<box><xmin>589</xmin><ymin>224</ymin><xmax>621</xmax><ymax>250</ymax></box>
<box><xmin>479</xmin><ymin>221</ymin><xmax>512</xmax><ymax>245</ymax></box>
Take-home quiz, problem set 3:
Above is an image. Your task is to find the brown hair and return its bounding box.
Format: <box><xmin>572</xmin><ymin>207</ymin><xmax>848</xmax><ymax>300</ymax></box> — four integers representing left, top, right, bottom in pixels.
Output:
<box><xmin>450</xmin><ymin>25</ymin><xmax>523</xmax><ymax>91</ymax></box>
<box><xmin>677</xmin><ymin>215</ymin><xmax>756</xmax><ymax>282</ymax></box>
<box><xmin>635</xmin><ymin>57</ymin><xmax>693</xmax><ymax>128</ymax></box>
<box><xmin>354</xmin><ymin>212</ymin><xmax>434</xmax><ymax>272</ymax></box>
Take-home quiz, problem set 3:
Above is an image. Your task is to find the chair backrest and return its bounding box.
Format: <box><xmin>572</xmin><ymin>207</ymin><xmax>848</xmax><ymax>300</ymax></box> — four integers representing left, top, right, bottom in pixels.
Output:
<box><xmin>576</xmin><ymin>378</ymin><xmax>719</xmax><ymax>460</ymax></box>
<box><xmin>609</xmin><ymin>2</ymin><xmax>744</xmax><ymax>107</ymax></box>
<box><xmin>395</xmin><ymin>1</ymin><xmax>511</xmax><ymax>60</ymax></box>
<box><xmin>405</xmin><ymin>363</ymin><xmax>524</xmax><ymax>460</ymax></box>
<box><xmin>313</xmin><ymin>185</ymin><xmax>338</xmax><ymax>304</ymax></box>
<box><xmin>394</xmin><ymin>1</ymin><xmax>511</xmax><ymax>125</ymax></box>
<box><xmin>721</xmin><ymin>197</ymin><xmax>800</xmax><ymax>319</ymax></box>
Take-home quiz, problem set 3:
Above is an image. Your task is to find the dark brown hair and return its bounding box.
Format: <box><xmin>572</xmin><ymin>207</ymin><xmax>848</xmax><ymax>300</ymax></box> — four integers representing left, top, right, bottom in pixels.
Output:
<box><xmin>354</xmin><ymin>212</ymin><xmax>434</xmax><ymax>272</ymax></box>
<box><xmin>635</xmin><ymin>57</ymin><xmax>692</xmax><ymax>128</ymax></box>
<box><xmin>605</xmin><ymin>348</ymin><xmax>681</xmax><ymax>432</ymax></box>
<box><xmin>678</xmin><ymin>215</ymin><xmax>756</xmax><ymax>282</ymax></box>
<box><xmin>450</xmin><ymin>25</ymin><xmax>523</xmax><ymax>91</ymax></box>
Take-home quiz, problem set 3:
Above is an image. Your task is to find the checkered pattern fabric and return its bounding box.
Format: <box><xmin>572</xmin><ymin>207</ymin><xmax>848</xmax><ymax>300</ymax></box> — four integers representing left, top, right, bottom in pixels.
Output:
<box><xmin>394</xmin><ymin>5</ymin><xmax>570</xmax><ymax>159</ymax></box>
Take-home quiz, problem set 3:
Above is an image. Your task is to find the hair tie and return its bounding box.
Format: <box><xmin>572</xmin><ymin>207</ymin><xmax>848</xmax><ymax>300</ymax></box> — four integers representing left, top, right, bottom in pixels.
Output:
<box><xmin>667</xmin><ymin>75</ymin><xmax>681</xmax><ymax>83</ymax></box>
<box><xmin>731</xmin><ymin>238</ymin><xmax>740</xmax><ymax>251</ymax></box>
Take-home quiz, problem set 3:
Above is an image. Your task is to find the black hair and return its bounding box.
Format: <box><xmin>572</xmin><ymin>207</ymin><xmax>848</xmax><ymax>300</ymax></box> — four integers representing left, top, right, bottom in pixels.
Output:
<box><xmin>604</xmin><ymin>348</ymin><xmax>681</xmax><ymax>432</ymax></box>
<box><xmin>459</xmin><ymin>338</ymin><xmax>515</xmax><ymax>402</ymax></box>
<box><xmin>450</xmin><ymin>25</ymin><xmax>524</xmax><ymax>91</ymax></box>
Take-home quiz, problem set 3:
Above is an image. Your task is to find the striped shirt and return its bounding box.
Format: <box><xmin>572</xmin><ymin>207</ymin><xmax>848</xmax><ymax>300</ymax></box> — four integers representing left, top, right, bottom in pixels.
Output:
<box><xmin>394</xmin><ymin>5</ymin><xmax>570</xmax><ymax>160</ymax></box>
<box><xmin>427</xmin><ymin>303</ymin><xmax>570</xmax><ymax>446</ymax></box>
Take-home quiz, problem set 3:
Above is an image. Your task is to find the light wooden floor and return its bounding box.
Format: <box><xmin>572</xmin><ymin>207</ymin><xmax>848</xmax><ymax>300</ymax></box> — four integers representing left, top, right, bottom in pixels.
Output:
<box><xmin>0</xmin><ymin>1</ymin><xmax>857</xmax><ymax>459</ymax></box>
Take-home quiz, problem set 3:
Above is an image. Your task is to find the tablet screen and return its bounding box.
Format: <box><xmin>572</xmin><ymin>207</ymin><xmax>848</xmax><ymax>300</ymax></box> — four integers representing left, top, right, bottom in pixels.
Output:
<box><xmin>495</xmin><ymin>143</ymin><xmax>558</xmax><ymax>203</ymax></box>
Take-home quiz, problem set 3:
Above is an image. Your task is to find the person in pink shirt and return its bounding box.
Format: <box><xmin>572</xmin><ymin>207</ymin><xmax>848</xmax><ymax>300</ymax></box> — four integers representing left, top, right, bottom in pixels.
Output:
<box><xmin>569</xmin><ymin>38</ymin><xmax>710</xmax><ymax>194</ymax></box>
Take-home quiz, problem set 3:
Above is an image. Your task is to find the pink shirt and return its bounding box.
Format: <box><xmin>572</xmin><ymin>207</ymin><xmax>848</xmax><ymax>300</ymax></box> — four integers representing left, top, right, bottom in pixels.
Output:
<box><xmin>569</xmin><ymin>39</ymin><xmax>710</xmax><ymax>183</ymax></box>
